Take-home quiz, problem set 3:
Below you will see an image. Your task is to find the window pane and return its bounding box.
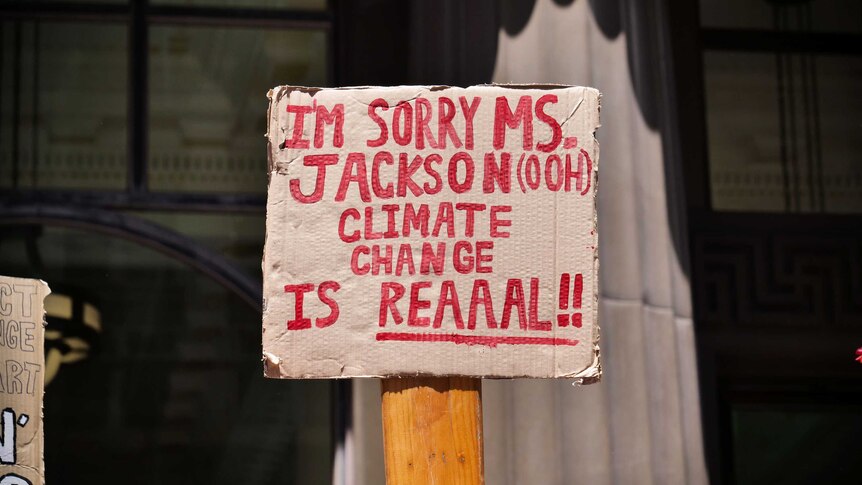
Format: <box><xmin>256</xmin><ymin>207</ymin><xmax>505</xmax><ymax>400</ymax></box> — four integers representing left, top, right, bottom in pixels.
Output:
<box><xmin>700</xmin><ymin>0</ymin><xmax>862</xmax><ymax>34</ymax></box>
<box><xmin>733</xmin><ymin>407</ymin><xmax>862</xmax><ymax>485</ymax></box>
<box><xmin>151</xmin><ymin>0</ymin><xmax>326</xmax><ymax>9</ymax></box>
<box><xmin>148</xmin><ymin>26</ymin><xmax>328</xmax><ymax>194</ymax></box>
<box><xmin>0</xmin><ymin>21</ymin><xmax>127</xmax><ymax>190</ymax></box>
<box><xmin>705</xmin><ymin>52</ymin><xmax>862</xmax><ymax>213</ymax></box>
<box><xmin>0</xmin><ymin>223</ymin><xmax>332</xmax><ymax>484</ymax></box>
<box><xmin>129</xmin><ymin>211</ymin><xmax>264</xmax><ymax>275</ymax></box>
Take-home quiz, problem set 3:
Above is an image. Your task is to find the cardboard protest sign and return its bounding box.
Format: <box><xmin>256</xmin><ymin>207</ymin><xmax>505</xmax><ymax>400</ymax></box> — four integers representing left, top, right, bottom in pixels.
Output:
<box><xmin>0</xmin><ymin>276</ymin><xmax>49</xmax><ymax>485</ymax></box>
<box><xmin>263</xmin><ymin>85</ymin><xmax>600</xmax><ymax>380</ymax></box>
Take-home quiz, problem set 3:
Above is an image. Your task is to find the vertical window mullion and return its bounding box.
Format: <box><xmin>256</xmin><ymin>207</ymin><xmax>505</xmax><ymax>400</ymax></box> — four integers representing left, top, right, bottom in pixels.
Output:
<box><xmin>129</xmin><ymin>0</ymin><xmax>148</xmax><ymax>194</ymax></box>
<box><xmin>327</xmin><ymin>0</ymin><xmax>338</xmax><ymax>86</ymax></box>
<box><xmin>12</xmin><ymin>21</ymin><xmax>22</xmax><ymax>189</ymax></box>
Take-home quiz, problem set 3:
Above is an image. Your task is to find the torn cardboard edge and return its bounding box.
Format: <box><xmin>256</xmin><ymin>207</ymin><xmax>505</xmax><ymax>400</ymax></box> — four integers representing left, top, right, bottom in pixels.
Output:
<box><xmin>263</xmin><ymin>84</ymin><xmax>601</xmax><ymax>381</ymax></box>
<box><xmin>261</xmin><ymin>348</ymin><xmax>602</xmax><ymax>384</ymax></box>
<box><xmin>0</xmin><ymin>275</ymin><xmax>50</xmax><ymax>485</ymax></box>
<box><xmin>265</xmin><ymin>84</ymin><xmax>601</xmax><ymax>173</ymax></box>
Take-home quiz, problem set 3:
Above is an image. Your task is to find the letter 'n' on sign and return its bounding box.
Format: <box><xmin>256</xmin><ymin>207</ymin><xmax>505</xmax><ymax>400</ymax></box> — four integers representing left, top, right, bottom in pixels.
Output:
<box><xmin>263</xmin><ymin>84</ymin><xmax>601</xmax><ymax>381</ymax></box>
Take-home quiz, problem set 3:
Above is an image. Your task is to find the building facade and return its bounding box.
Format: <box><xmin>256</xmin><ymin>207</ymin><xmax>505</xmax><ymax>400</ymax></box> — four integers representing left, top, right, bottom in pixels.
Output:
<box><xmin>1</xmin><ymin>0</ymin><xmax>860</xmax><ymax>483</ymax></box>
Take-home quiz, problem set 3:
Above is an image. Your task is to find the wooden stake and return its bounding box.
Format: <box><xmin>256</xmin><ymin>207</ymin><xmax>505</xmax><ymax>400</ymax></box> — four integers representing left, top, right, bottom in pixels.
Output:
<box><xmin>381</xmin><ymin>377</ymin><xmax>484</xmax><ymax>485</ymax></box>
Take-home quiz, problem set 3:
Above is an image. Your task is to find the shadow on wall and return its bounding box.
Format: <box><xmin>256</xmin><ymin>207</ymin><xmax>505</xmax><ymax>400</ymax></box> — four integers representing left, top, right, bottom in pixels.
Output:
<box><xmin>474</xmin><ymin>0</ymin><xmax>690</xmax><ymax>275</ymax></box>
<box><xmin>343</xmin><ymin>0</ymin><xmax>691</xmax><ymax>280</ymax></box>
<box><xmin>498</xmin><ymin>0</ymin><xmax>660</xmax><ymax>129</ymax></box>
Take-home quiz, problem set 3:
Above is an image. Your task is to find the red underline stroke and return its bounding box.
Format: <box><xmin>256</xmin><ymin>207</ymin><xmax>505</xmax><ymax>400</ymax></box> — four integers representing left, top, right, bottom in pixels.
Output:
<box><xmin>375</xmin><ymin>332</ymin><xmax>580</xmax><ymax>348</ymax></box>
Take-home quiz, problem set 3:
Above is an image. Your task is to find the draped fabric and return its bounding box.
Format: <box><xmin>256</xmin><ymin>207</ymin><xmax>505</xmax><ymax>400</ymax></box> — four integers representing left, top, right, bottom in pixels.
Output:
<box><xmin>483</xmin><ymin>1</ymin><xmax>709</xmax><ymax>483</ymax></box>
<box><xmin>345</xmin><ymin>1</ymin><xmax>709</xmax><ymax>483</ymax></box>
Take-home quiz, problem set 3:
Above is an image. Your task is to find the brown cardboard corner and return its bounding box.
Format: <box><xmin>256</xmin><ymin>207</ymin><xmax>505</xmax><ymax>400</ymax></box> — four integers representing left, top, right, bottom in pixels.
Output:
<box><xmin>262</xmin><ymin>351</ymin><xmax>282</xmax><ymax>378</ymax></box>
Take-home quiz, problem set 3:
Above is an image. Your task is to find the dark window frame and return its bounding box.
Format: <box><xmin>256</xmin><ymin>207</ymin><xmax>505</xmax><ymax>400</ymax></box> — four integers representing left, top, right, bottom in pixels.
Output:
<box><xmin>690</xmin><ymin>20</ymin><xmax>862</xmax><ymax>215</ymax></box>
<box><xmin>0</xmin><ymin>0</ymin><xmax>336</xmax><ymax>213</ymax></box>
<box><xmin>670</xmin><ymin>2</ymin><xmax>862</xmax><ymax>484</ymax></box>
<box><xmin>0</xmin><ymin>2</ymin><xmax>349</xmax><ymax>481</ymax></box>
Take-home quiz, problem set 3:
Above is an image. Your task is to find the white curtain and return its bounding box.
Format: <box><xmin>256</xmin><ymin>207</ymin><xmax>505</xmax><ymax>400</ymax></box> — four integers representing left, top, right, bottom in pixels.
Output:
<box><xmin>347</xmin><ymin>1</ymin><xmax>709</xmax><ymax>483</ymax></box>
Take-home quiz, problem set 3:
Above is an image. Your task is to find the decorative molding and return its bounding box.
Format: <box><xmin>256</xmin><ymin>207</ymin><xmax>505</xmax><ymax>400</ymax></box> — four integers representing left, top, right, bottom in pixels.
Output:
<box><xmin>694</xmin><ymin>215</ymin><xmax>862</xmax><ymax>328</ymax></box>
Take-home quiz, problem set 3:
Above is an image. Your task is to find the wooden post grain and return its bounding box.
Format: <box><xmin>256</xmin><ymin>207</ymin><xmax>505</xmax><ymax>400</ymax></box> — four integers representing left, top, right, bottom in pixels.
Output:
<box><xmin>381</xmin><ymin>377</ymin><xmax>484</xmax><ymax>485</ymax></box>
